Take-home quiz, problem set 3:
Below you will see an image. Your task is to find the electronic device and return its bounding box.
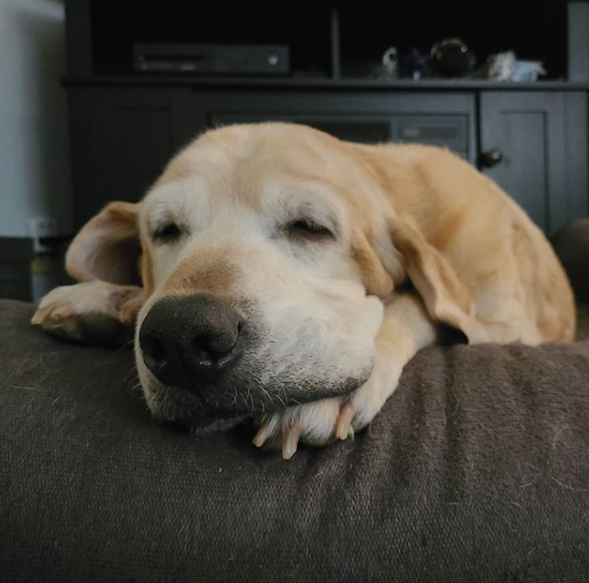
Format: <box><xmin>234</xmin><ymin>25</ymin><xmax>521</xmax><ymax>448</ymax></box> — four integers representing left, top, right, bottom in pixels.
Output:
<box><xmin>133</xmin><ymin>44</ymin><xmax>290</xmax><ymax>75</ymax></box>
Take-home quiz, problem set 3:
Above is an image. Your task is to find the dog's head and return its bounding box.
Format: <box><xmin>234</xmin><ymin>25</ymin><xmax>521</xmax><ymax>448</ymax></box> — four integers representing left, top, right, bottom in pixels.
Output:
<box><xmin>65</xmin><ymin>123</ymin><xmax>479</xmax><ymax>431</ymax></box>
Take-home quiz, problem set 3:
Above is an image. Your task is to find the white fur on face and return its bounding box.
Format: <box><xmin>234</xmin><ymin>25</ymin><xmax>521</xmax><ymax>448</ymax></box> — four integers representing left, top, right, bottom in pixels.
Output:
<box><xmin>134</xmin><ymin>135</ymin><xmax>386</xmax><ymax>427</ymax></box>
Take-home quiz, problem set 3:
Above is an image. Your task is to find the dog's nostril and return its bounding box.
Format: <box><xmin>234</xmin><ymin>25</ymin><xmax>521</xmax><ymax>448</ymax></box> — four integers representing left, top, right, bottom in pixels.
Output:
<box><xmin>192</xmin><ymin>333</ymin><xmax>236</xmax><ymax>361</ymax></box>
<box><xmin>152</xmin><ymin>339</ymin><xmax>166</xmax><ymax>362</ymax></box>
<box><xmin>143</xmin><ymin>337</ymin><xmax>167</xmax><ymax>365</ymax></box>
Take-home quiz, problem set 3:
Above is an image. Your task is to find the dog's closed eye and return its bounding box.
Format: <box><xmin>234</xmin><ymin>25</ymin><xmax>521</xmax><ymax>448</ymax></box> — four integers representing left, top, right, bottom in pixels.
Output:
<box><xmin>152</xmin><ymin>222</ymin><xmax>185</xmax><ymax>244</ymax></box>
<box><xmin>286</xmin><ymin>219</ymin><xmax>334</xmax><ymax>241</ymax></box>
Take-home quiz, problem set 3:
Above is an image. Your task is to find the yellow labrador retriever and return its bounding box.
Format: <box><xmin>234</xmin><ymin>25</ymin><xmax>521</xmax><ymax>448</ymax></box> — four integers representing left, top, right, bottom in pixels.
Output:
<box><xmin>32</xmin><ymin>123</ymin><xmax>575</xmax><ymax>458</ymax></box>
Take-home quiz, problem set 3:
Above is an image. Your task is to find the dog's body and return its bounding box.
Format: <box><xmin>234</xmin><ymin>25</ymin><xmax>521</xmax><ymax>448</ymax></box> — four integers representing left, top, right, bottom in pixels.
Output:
<box><xmin>32</xmin><ymin>123</ymin><xmax>575</xmax><ymax>458</ymax></box>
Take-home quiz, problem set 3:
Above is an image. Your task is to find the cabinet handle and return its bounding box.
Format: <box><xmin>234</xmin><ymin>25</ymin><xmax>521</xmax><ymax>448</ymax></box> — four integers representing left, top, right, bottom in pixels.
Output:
<box><xmin>479</xmin><ymin>149</ymin><xmax>504</xmax><ymax>168</ymax></box>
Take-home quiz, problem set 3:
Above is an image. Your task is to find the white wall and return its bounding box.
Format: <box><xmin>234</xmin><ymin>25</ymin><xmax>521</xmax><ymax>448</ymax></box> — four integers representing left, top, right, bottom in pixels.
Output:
<box><xmin>0</xmin><ymin>0</ymin><xmax>72</xmax><ymax>238</ymax></box>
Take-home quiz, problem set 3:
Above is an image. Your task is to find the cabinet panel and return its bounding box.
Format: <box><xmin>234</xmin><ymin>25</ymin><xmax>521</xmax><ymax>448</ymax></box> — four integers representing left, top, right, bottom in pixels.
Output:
<box><xmin>95</xmin><ymin>103</ymin><xmax>174</xmax><ymax>199</ymax></box>
<box><xmin>201</xmin><ymin>91</ymin><xmax>477</xmax><ymax>162</ymax></box>
<box><xmin>563</xmin><ymin>92</ymin><xmax>589</xmax><ymax>223</ymax></box>
<box><xmin>485</xmin><ymin>107</ymin><xmax>550</xmax><ymax>229</ymax></box>
<box><xmin>391</xmin><ymin>115</ymin><xmax>468</xmax><ymax>158</ymax></box>
<box><xmin>480</xmin><ymin>91</ymin><xmax>588</xmax><ymax>233</ymax></box>
<box><xmin>69</xmin><ymin>88</ymin><xmax>198</xmax><ymax>226</ymax></box>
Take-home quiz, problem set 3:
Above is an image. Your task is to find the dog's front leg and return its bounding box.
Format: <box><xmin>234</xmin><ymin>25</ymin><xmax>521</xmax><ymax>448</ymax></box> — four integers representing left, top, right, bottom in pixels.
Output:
<box><xmin>338</xmin><ymin>291</ymin><xmax>439</xmax><ymax>436</ymax></box>
<box><xmin>253</xmin><ymin>292</ymin><xmax>437</xmax><ymax>458</ymax></box>
<box><xmin>31</xmin><ymin>281</ymin><xmax>144</xmax><ymax>347</ymax></box>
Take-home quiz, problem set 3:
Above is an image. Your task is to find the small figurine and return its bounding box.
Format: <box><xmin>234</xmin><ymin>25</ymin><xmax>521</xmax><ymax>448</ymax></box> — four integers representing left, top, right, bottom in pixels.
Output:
<box><xmin>382</xmin><ymin>46</ymin><xmax>399</xmax><ymax>79</ymax></box>
<box><xmin>430</xmin><ymin>38</ymin><xmax>476</xmax><ymax>77</ymax></box>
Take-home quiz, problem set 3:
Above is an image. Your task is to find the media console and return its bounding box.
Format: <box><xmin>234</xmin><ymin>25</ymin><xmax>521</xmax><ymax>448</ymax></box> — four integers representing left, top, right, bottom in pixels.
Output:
<box><xmin>62</xmin><ymin>0</ymin><xmax>589</xmax><ymax>236</ymax></box>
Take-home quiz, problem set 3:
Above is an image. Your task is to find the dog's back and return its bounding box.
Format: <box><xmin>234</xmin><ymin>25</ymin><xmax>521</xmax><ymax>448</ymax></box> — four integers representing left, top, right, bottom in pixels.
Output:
<box><xmin>355</xmin><ymin>141</ymin><xmax>576</xmax><ymax>343</ymax></box>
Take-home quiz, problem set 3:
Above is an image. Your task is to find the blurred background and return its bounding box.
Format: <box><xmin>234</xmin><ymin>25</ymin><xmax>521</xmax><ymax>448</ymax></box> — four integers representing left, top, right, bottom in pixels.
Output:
<box><xmin>0</xmin><ymin>0</ymin><xmax>588</xmax><ymax>302</ymax></box>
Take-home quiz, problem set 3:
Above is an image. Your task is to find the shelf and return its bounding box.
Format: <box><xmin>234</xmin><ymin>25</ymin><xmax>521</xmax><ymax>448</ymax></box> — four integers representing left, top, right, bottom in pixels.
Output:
<box><xmin>62</xmin><ymin>75</ymin><xmax>589</xmax><ymax>91</ymax></box>
<box><xmin>67</xmin><ymin>1</ymin><xmax>587</xmax><ymax>91</ymax></box>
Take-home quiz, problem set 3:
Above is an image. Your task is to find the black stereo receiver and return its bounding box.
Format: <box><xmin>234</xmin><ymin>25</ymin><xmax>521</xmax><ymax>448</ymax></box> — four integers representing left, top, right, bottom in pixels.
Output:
<box><xmin>133</xmin><ymin>44</ymin><xmax>290</xmax><ymax>75</ymax></box>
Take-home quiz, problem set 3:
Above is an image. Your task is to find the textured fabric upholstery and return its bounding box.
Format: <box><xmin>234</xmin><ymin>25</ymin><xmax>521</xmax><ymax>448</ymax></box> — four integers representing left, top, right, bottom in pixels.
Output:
<box><xmin>1</xmin><ymin>300</ymin><xmax>589</xmax><ymax>582</ymax></box>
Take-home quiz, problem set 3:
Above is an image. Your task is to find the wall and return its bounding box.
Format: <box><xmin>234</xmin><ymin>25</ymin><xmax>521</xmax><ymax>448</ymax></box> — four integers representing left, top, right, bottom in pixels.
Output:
<box><xmin>0</xmin><ymin>0</ymin><xmax>72</xmax><ymax>238</ymax></box>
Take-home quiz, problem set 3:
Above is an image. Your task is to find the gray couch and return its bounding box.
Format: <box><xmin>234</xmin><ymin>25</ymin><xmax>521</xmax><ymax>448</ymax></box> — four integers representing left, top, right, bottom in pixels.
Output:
<box><xmin>1</xmin><ymin>220</ymin><xmax>589</xmax><ymax>582</ymax></box>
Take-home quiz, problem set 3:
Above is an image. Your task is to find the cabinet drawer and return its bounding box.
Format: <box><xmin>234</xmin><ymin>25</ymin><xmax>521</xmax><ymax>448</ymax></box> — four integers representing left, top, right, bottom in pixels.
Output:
<box><xmin>391</xmin><ymin>115</ymin><xmax>468</xmax><ymax>156</ymax></box>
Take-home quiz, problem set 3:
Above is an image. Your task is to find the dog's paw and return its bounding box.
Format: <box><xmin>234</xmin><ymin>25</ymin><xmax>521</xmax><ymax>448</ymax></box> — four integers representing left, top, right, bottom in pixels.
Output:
<box><xmin>31</xmin><ymin>281</ymin><xmax>142</xmax><ymax>347</ymax></box>
<box><xmin>252</xmin><ymin>357</ymin><xmax>400</xmax><ymax>459</ymax></box>
<box><xmin>252</xmin><ymin>384</ymin><xmax>387</xmax><ymax>459</ymax></box>
<box><xmin>252</xmin><ymin>397</ymin><xmax>343</xmax><ymax>459</ymax></box>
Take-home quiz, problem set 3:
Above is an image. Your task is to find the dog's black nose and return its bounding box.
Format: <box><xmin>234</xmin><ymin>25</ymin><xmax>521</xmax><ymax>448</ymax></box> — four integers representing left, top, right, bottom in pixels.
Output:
<box><xmin>139</xmin><ymin>294</ymin><xmax>243</xmax><ymax>388</ymax></box>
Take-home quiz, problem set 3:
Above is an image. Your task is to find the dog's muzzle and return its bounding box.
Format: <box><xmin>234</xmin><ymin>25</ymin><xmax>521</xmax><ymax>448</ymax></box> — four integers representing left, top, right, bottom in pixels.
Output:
<box><xmin>138</xmin><ymin>291</ymin><xmax>373</xmax><ymax>430</ymax></box>
<box><xmin>139</xmin><ymin>294</ymin><xmax>244</xmax><ymax>389</ymax></box>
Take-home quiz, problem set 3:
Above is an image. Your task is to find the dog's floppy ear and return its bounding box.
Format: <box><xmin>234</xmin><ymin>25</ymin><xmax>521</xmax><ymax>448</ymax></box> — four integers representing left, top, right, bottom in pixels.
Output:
<box><xmin>388</xmin><ymin>216</ymin><xmax>491</xmax><ymax>343</ymax></box>
<box><xmin>351</xmin><ymin>227</ymin><xmax>394</xmax><ymax>298</ymax></box>
<box><xmin>66</xmin><ymin>202</ymin><xmax>142</xmax><ymax>286</ymax></box>
<box><xmin>351</xmin><ymin>225</ymin><xmax>405</xmax><ymax>299</ymax></box>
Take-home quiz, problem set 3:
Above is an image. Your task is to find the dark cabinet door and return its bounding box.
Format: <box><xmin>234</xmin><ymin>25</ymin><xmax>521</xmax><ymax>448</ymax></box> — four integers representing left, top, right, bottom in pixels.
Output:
<box><xmin>69</xmin><ymin>88</ymin><xmax>198</xmax><ymax>226</ymax></box>
<box><xmin>479</xmin><ymin>91</ymin><xmax>588</xmax><ymax>233</ymax></box>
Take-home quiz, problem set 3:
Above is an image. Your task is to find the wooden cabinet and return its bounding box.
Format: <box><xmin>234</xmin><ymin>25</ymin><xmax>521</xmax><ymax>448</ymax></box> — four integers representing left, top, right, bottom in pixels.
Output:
<box><xmin>68</xmin><ymin>86</ymin><xmax>588</xmax><ymax>234</ymax></box>
<box><xmin>480</xmin><ymin>91</ymin><xmax>588</xmax><ymax>233</ymax></box>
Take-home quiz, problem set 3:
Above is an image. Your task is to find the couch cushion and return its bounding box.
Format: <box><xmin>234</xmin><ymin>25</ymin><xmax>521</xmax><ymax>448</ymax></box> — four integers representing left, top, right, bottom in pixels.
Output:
<box><xmin>1</xmin><ymin>299</ymin><xmax>589</xmax><ymax>582</ymax></box>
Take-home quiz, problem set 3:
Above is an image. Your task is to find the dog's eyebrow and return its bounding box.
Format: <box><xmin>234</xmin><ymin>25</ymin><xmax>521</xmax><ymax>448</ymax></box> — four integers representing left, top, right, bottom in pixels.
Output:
<box><xmin>142</xmin><ymin>177</ymin><xmax>207</xmax><ymax>232</ymax></box>
<box><xmin>144</xmin><ymin>203</ymin><xmax>185</xmax><ymax>236</ymax></box>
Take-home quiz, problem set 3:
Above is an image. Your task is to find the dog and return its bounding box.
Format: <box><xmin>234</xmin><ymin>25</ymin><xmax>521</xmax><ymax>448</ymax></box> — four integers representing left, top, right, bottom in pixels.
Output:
<box><xmin>31</xmin><ymin>123</ymin><xmax>576</xmax><ymax>458</ymax></box>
